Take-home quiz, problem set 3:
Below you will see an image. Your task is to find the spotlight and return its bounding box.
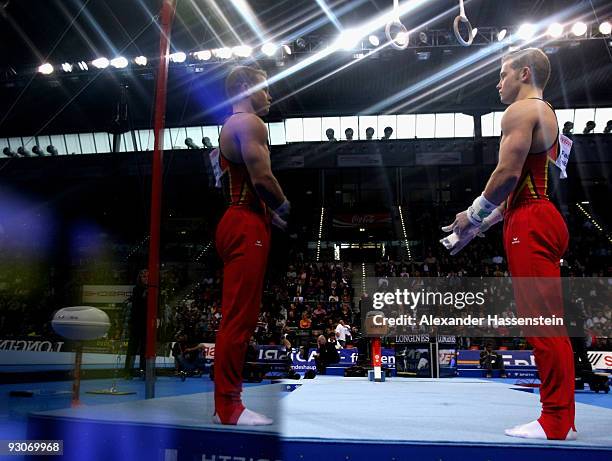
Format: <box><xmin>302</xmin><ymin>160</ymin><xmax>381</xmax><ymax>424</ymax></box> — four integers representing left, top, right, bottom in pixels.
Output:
<box><xmin>395</xmin><ymin>31</ymin><xmax>409</xmax><ymax>46</ymax></box>
<box><xmin>169</xmin><ymin>52</ymin><xmax>186</xmax><ymax>63</ymax></box>
<box><xmin>46</xmin><ymin>145</ymin><xmax>58</xmax><ymax>156</ymax></box>
<box><xmin>571</xmin><ymin>21</ymin><xmax>587</xmax><ymax>37</ymax></box>
<box><xmin>110</xmin><ymin>57</ymin><xmax>129</xmax><ymax>68</ymax></box>
<box><xmin>32</xmin><ymin>145</ymin><xmax>45</xmax><ymax>156</ymax></box>
<box><xmin>497</xmin><ymin>29</ymin><xmax>507</xmax><ymax>41</ymax></box>
<box><xmin>38</xmin><ymin>63</ymin><xmax>54</xmax><ymax>75</ymax></box>
<box><xmin>61</xmin><ymin>63</ymin><xmax>73</xmax><ymax>73</ymax></box>
<box><xmin>232</xmin><ymin>45</ymin><xmax>252</xmax><ymax>58</ymax></box>
<box><xmin>202</xmin><ymin>137</ymin><xmax>213</xmax><ymax>149</ymax></box>
<box><xmin>261</xmin><ymin>43</ymin><xmax>278</xmax><ymax>57</ymax></box>
<box><xmin>368</xmin><ymin>34</ymin><xmax>380</xmax><ymax>46</ymax></box>
<box><xmin>282</xmin><ymin>44</ymin><xmax>292</xmax><ymax>55</ymax></box>
<box><xmin>17</xmin><ymin>147</ymin><xmax>31</xmax><ymax>157</ymax></box>
<box><xmin>2</xmin><ymin>147</ymin><xmax>17</xmax><ymax>157</ymax></box>
<box><xmin>547</xmin><ymin>23</ymin><xmax>564</xmax><ymax>38</ymax></box>
<box><xmin>185</xmin><ymin>138</ymin><xmax>199</xmax><ymax>149</ymax></box>
<box><xmin>583</xmin><ymin>121</ymin><xmax>596</xmax><ymax>134</ymax></box>
<box><xmin>295</xmin><ymin>37</ymin><xmax>307</xmax><ymax>49</ymax></box>
<box><xmin>134</xmin><ymin>56</ymin><xmax>148</xmax><ymax>66</ymax></box>
<box><xmin>77</xmin><ymin>61</ymin><xmax>88</xmax><ymax>71</ymax></box>
<box><xmin>599</xmin><ymin>21</ymin><xmax>611</xmax><ymax>35</ymax></box>
<box><xmin>91</xmin><ymin>57</ymin><xmax>110</xmax><ymax>69</ymax></box>
<box><xmin>335</xmin><ymin>28</ymin><xmax>363</xmax><ymax>50</ymax></box>
<box><xmin>193</xmin><ymin>50</ymin><xmax>212</xmax><ymax>61</ymax></box>
<box><xmin>213</xmin><ymin>48</ymin><xmax>232</xmax><ymax>59</ymax></box>
<box><xmin>517</xmin><ymin>23</ymin><xmax>536</xmax><ymax>40</ymax></box>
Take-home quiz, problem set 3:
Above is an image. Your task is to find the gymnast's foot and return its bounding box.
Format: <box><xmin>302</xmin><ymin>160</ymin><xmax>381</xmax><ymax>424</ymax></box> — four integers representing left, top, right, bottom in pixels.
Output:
<box><xmin>213</xmin><ymin>408</ymin><xmax>273</xmax><ymax>426</ymax></box>
<box><xmin>504</xmin><ymin>420</ymin><xmax>577</xmax><ymax>440</ymax></box>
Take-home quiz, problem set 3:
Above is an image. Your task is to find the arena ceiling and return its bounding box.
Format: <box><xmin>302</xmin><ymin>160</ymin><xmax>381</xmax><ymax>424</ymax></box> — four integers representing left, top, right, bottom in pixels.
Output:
<box><xmin>1</xmin><ymin>0</ymin><xmax>611</xmax><ymax>136</ymax></box>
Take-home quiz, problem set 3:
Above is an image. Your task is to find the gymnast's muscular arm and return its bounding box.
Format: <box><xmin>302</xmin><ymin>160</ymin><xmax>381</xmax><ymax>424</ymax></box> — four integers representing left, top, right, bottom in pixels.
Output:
<box><xmin>482</xmin><ymin>100</ymin><xmax>536</xmax><ymax>205</ymax></box>
<box><xmin>236</xmin><ymin>113</ymin><xmax>287</xmax><ymax>210</ymax></box>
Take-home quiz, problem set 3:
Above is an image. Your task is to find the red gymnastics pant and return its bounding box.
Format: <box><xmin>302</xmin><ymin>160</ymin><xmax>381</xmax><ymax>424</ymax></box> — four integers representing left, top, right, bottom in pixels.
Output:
<box><xmin>214</xmin><ymin>206</ymin><xmax>271</xmax><ymax>424</ymax></box>
<box><xmin>503</xmin><ymin>200</ymin><xmax>574</xmax><ymax>439</ymax></box>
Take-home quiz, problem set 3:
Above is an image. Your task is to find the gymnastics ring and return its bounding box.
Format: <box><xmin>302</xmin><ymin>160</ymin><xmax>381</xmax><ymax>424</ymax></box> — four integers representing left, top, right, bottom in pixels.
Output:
<box><xmin>453</xmin><ymin>0</ymin><xmax>473</xmax><ymax>47</ymax></box>
<box><xmin>385</xmin><ymin>0</ymin><xmax>409</xmax><ymax>50</ymax></box>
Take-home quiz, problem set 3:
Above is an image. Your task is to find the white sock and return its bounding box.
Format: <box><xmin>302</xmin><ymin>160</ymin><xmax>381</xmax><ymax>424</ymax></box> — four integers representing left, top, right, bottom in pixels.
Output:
<box><xmin>505</xmin><ymin>420</ymin><xmax>577</xmax><ymax>440</ymax></box>
<box><xmin>212</xmin><ymin>408</ymin><xmax>273</xmax><ymax>426</ymax></box>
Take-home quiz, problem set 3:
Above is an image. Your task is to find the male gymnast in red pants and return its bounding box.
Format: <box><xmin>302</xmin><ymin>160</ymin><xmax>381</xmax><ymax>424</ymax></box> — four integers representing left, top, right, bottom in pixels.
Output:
<box><xmin>212</xmin><ymin>66</ymin><xmax>289</xmax><ymax>425</ymax></box>
<box><xmin>441</xmin><ymin>48</ymin><xmax>576</xmax><ymax>440</ymax></box>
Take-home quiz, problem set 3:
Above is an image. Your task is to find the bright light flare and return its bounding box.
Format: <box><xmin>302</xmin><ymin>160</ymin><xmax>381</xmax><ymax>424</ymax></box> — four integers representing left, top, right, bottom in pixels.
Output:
<box><xmin>334</xmin><ymin>28</ymin><xmax>364</xmax><ymax>50</ymax></box>
<box><xmin>213</xmin><ymin>48</ymin><xmax>233</xmax><ymax>59</ymax></box>
<box><xmin>232</xmin><ymin>45</ymin><xmax>253</xmax><ymax>57</ymax></box>
<box><xmin>547</xmin><ymin>23</ymin><xmax>564</xmax><ymax>38</ymax></box>
<box><xmin>395</xmin><ymin>31</ymin><xmax>409</xmax><ymax>46</ymax></box>
<box><xmin>261</xmin><ymin>43</ymin><xmax>278</xmax><ymax>57</ymax></box>
<box><xmin>497</xmin><ymin>29</ymin><xmax>507</xmax><ymax>41</ymax></box>
<box><xmin>169</xmin><ymin>52</ymin><xmax>187</xmax><ymax>63</ymax></box>
<box><xmin>571</xmin><ymin>21</ymin><xmax>587</xmax><ymax>37</ymax></box>
<box><xmin>110</xmin><ymin>57</ymin><xmax>129</xmax><ymax>69</ymax></box>
<box><xmin>368</xmin><ymin>34</ymin><xmax>380</xmax><ymax>46</ymax></box>
<box><xmin>517</xmin><ymin>23</ymin><xmax>536</xmax><ymax>40</ymax></box>
<box><xmin>193</xmin><ymin>50</ymin><xmax>212</xmax><ymax>61</ymax></box>
<box><xmin>38</xmin><ymin>63</ymin><xmax>54</xmax><ymax>75</ymax></box>
<box><xmin>600</xmin><ymin>21</ymin><xmax>611</xmax><ymax>35</ymax></box>
<box><xmin>91</xmin><ymin>57</ymin><xmax>110</xmax><ymax>69</ymax></box>
<box><xmin>134</xmin><ymin>56</ymin><xmax>148</xmax><ymax>66</ymax></box>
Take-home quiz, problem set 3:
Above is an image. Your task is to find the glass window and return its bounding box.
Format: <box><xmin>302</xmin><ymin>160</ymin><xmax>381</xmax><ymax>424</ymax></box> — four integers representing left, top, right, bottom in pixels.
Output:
<box><xmin>79</xmin><ymin>133</ymin><xmax>96</xmax><ymax>154</ymax></box>
<box><xmin>555</xmin><ymin>109</ymin><xmax>574</xmax><ymax>133</ymax></box>
<box><xmin>95</xmin><ymin>132</ymin><xmax>113</xmax><ymax>153</ymax></box>
<box><xmin>163</xmin><ymin>128</ymin><xmax>174</xmax><ymax>151</ymax></box>
<box><xmin>120</xmin><ymin>133</ymin><xmax>135</xmax><ymax>152</ymax></box>
<box><xmin>303</xmin><ymin>117</ymin><xmax>322</xmax><ymax>142</ymax></box>
<box><xmin>454</xmin><ymin>113</ymin><xmax>474</xmax><ymax>137</ymax></box>
<box><xmin>378</xmin><ymin>115</ymin><xmax>397</xmax><ymax>139</ymax></box>
<box><xmin>169</xmin><ymin>127</ymin><xmax>187</xmax><ymax>149</ymax></box>
<box><xmin>574</xmin><ymin>109</ymin><xmax>596</xmax><ymax>134</ymax></box>
<box><xmin>50</xmin><ymin>135</ymin><xmax>67</xmax><ymax>155</ymax></box>
<box><xmin>269</xmin><ymin>122</ymin><xmax>286</xmax><ymax>145</ymax></box>
<box><xmin>594</xmin><ymin>108</ymin><xmax>612</xmax><ymax>134</ymax></box>
<box><xmin>493</xmin><ymin>112</ymin><xmax>504</xmax><ymax>136</ymax></box>
<box><xmin>202</xmin><ymin>126</ymin><xmax>220</xmax><ymax>147</ymax></box>
<box><xmin>185</xmin><ymin>126</ymin><xmax>203</xmax><ymax>147</ymax></box>
<box><xmin>481</xmin><ymin>113</ymin><xmax>494</xmax><ymax>137</ymax></box>
<box><xmin>396</xmin><ymin>114</ymin><xmax>416</xmax><ymax>139</ymax></box>
<box><xmin>434</xmin><ymin>113</ymin><xmax>454</xmax><ymax>138</ymax></box>
<box><xmin>285</xmin><ymin>118</ymin><xmax>304</xmax><ymax>143</ymax></box>
<box><xmin>0</xmin><ymin>138</ymin><xmax>9</xmax><ymax>155</ymax></box>
<box><xmin>340</xmin><ymin>116</ymin><xmax>358</xmax><ymax>140</ymax></box>
<box><xmin>358</xmin><ymin>115</ymin><xmax>377</xmax><ymax>140</ymax></box>
<box><xmin>65</xmin><ymin>134</ymin><xmax>81</xmax><ymax>155</ymax></box>
<box><xmin>321</xmin><ymin>117</ymin><xmax>341</xmax><ymax>140</ymax></box>
<box><xmin>22</xmin><ymin>136</ymin><xmax>36</xmax><ymax>150</ymax></box>
<box><xmin>8</xmin><ymin>137</ymin><xmax>23</xmax><ymax>151</ymax></box>
<box><xmin>415</xmin><ymin>114</ymin><xmax>435</xmax><ymax>138</ymax></box>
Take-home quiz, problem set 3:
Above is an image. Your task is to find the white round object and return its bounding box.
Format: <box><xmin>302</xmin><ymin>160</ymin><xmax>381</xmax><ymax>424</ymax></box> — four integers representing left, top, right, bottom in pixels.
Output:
<box><xmin>52</xmin><ymin>306</ymin><xmax>110</xmax><ymax>340</ymax></box>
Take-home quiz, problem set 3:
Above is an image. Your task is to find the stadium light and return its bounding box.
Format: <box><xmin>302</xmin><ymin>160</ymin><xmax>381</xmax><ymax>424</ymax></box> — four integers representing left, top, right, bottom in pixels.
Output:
<box><xmin>571</xmin><ymin>21</ymin><xmax>587</xmax><ymax>37</ymax></box>
<box><xmin>61</xmin><ymin>63</ymin><xmax>73</xmax><ymax>73</ymax></box>
<box><xmin>169</xmin><ymin>52</ymin><xmax>187</xmax><ymax>63</ymax></box>
<box><xmin>193</xmin><ymin>50</ymin><xmax>212</xmax><ymax>61</ymax></box>
<box><xmin>134</xmin><ymin>56</ymin><xmax>148</xmax><ymax>66</ymax></box>
<box><xmin>110</xmin><ymin>57</ymin><xmax>129</xmax><ymax>69</ymax></box>
<box><xmin>38</xmin><ymin>63</ymin><xmax>54</xmax><ymax>74</ymax></box>
<box><xmin>547</xmin><ymin>22</ymin><xmax>564</xmax><ymax>38</ymax></box>
<box><xmin>91</xmin><ymin>57</ymin><xmax>110</xmax><ymax>69</ymax></box>
<box><xmin>517</xmin><ymin>23</ymin><xmax>536</xmax><ymax>40</ymax></box>
<box><xmin>599</xmin><ymin>21</ymin><xmax>611</xmax><ymax>35</ymax></box>
<box><xmin>233</xmin><ymin>45</ymin><xmax>253</xmax><ymax>58</ymax></box>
